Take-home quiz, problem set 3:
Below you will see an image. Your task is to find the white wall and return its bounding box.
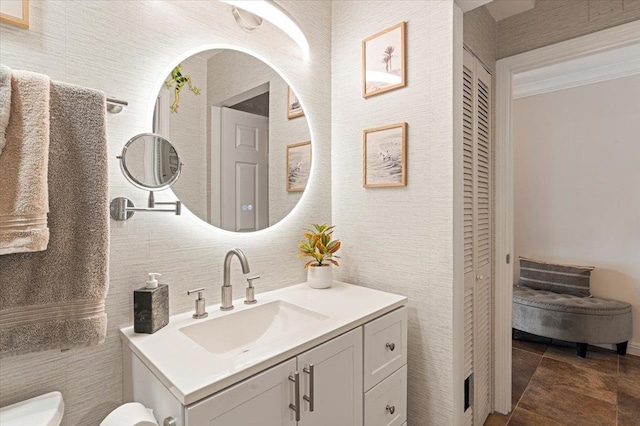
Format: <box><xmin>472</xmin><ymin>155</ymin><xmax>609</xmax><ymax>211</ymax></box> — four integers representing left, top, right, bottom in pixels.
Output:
<box><xmin>514</xmin><ymin>74</ymin><xmax>640</xmax><ymax>352</ymax></box>
<box><xmin>0</xmin><ymin>1</ymin><xmax>331</xmax><ymax>424</ymax></box>
<box><xmin>332</xmin><ymin>1</ymin><xmax>459</xmax><ymax>423</ymax></box>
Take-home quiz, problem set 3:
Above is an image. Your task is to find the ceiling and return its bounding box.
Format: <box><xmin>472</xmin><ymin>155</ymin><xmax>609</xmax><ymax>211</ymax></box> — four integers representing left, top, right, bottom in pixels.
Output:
<box><xmin>456</xmin><ymin>0</ymin><xmax>536</xmax><ymax>21</ymax></box>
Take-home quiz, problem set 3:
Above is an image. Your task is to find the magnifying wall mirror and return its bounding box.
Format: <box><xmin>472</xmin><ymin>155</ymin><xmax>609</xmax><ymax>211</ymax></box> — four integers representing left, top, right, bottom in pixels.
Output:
<box><xmin>110</xmin><ymin>133</ymin><xmax>183</xmax><ymax>221</ymax></box>
<box><xmin>153</xmin><ymin>48</ymin><xmax>311</xmax><ymax>232</ymax></box>
<box><xmin>119</xmin><ymin>133</ymin><xmax>183</xmax><ymax>190</ymax></box>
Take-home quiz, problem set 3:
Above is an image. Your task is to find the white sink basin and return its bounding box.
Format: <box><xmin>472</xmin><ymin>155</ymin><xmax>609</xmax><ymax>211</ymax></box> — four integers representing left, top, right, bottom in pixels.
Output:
<box><xmin>179</xmin><ymin>300</ymin><xmax>329</xmax><ymax>358</ymax></box>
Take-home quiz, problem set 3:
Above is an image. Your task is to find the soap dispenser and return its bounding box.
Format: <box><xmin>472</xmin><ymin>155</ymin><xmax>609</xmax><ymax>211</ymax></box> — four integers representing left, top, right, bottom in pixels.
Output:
<box><xmin>134</xmin><ymin>272</ymin><xmax>169</xmax><ymax>334</ymax></box>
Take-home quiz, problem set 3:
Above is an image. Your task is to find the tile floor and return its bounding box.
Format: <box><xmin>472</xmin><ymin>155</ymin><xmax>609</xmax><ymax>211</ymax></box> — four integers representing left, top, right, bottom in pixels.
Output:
<box><xmin>484</xmin><ymin>332</ymin><xmax>640</xmax><ymax>426</ymax></box>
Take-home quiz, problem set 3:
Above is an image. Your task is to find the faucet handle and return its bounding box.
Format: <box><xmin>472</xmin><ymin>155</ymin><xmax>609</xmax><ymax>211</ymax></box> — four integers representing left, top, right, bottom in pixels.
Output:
<box><xmin>245</xmin><ymin>276</ymin><xmax>260</xmax><ymax>305</ymax></box>
<box><xmin>246</xmin><ymin>276</ymin><xmax>260</xmax><ymax>287</ymax></box>
<box><xmin>187</xmin><ymin>288</ymin><xmax>208</xmax><ymax>319</ymax></box>
<box><xmin>187</xmin><ymin>287</ymin><xmax>206</xmax><ymax>297</ymax></box>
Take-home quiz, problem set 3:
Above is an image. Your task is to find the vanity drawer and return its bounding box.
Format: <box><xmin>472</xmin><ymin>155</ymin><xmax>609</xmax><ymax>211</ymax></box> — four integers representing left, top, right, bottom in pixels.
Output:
<box><xmin>364</xmin><ymin>364</ymin><xmax>407</xmax><ymax>426</ymax></box>
<box><xmin>364</xmin><ymin>306</ymin><xmax>407</xmax><ymax>391</ymax></box>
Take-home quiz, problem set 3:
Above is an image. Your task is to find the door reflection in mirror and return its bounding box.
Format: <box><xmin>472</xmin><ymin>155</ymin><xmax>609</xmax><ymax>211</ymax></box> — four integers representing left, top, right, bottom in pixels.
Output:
<box><xmin>153</xmin><ymin>48</ymin><xmax>311</xmax><ymax>232</ymax></box>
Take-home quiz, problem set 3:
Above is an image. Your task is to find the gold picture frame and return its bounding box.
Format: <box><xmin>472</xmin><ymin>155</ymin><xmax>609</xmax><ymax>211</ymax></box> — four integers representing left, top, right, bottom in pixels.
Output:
<box><xmin>362</xmin><ymin>22</ymin><xmax>406</xmax><ymax>98</ymax></box>
<box><xmin>287</xmin><ymin>141</ymin><xmax>311</xmax><ymax>192</ymax></box>
<box><xmin>0</xmin><ymin>0</ymin><xmax>29</xmax><ymax>29</ymax></box>
<box><xmin>287</xmin><ymin>86</ymin><xmax>304</xmax><ymax>119</ymax></box>
<box><xmin>363</xmin><ymin>122</ymin><xmax>407</xmax><ymax>188</ymax></box>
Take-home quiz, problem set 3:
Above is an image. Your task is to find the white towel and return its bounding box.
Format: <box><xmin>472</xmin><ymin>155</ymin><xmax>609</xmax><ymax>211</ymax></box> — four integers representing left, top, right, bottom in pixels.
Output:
<box><xmin>0</xmin><ymin>69</ymin><xmax>50</xmax><ymax>255</ymax></box>
<box><xmin>0</xmin><ymin>64</ymin><xmax>11</xmax><ymax>154</ymax></box>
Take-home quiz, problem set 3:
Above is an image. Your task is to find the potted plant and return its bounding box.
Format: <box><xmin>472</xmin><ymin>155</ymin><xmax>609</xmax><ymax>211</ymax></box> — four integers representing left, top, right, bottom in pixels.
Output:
<box><xmin>298</xmin><ymin>224</ymin><xmax>341</xmax><ymax>289</ymax></box>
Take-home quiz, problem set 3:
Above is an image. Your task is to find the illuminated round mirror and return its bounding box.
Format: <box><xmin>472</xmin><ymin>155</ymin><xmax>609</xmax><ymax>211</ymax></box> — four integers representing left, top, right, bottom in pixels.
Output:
<box><xmin>119</xmin><ymin>133</ymin><xmax>182</xmax><ymax>190</ymax></box>
<box><xmin>153</xmin><ymin>48</ymin><xmax>311</xmax><ymax>232</ymax></box>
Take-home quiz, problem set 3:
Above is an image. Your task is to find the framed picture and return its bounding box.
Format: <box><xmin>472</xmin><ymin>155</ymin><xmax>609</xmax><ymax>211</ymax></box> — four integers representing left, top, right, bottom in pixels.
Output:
<box><xmin>0</xmin><ymin>0</ymin><xmax>29</xmax><ymax>28</ymax></box>
<box><xmin>287</xmin><ymin>86</ymin><xmax>304</xmax><ymax>119</ymax></box>
<box><xmin>363</xmin><ymin>123</ymin><xmax>407</xmax><ymax>188</ymax></box>
<box><xmin>362</xmin><ymin>22</ymin><xmax>406</xmax><ymax>98</ymax></box>
<box><xmin>287</xmin><ymin>141</ymin><xmax>311</xmax><ymax>192</ymax></box>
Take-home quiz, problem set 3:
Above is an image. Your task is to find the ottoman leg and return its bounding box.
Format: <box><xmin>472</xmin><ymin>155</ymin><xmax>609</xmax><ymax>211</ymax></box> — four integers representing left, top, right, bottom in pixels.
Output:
<box><xmin>617</xmin><ymin>342</ymin><xmax>628</xmax><ymax>356</ymax></box>
<box><xmin>576</xmin><ymin>343</ymin><xmax>588</xmax><ymax>358</ymax></box>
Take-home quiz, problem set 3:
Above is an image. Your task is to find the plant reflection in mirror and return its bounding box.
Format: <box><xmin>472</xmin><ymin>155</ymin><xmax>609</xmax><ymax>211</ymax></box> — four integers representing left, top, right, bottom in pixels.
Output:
<box><xmin>165</xmin><ymin>64</ymin><xmax>201</xmax><ymax>113</ymax></box>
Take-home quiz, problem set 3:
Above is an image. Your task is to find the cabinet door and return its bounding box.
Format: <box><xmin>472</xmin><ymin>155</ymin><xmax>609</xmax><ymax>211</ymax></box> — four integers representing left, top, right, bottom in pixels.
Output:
<box><xmin>185</xmin><ymin>358</ymin><xmax>297</xmax><ymax>426</ymax></box>
<box><xmin>297</xmin><ymin>328</ymin><xmax>363</xmax><ymax>426</ymax></box>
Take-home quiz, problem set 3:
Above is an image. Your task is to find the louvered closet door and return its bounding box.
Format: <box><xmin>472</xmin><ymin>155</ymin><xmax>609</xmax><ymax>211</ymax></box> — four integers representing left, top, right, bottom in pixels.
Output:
<box><xmin>462</xmin><ymin>48</ymin><xmax>492</xmax><ymax>426</ymax></box>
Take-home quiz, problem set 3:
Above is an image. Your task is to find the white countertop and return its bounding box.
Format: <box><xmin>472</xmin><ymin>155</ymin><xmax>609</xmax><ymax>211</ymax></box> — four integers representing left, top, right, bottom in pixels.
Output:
<box><xmin>120</xmin><ymin>281</ymin><xmax>406</xmax><ymax>405</ymax></box>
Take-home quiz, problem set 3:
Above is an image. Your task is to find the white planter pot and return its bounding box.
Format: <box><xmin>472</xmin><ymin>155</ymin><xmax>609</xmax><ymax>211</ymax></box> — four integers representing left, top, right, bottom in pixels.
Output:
<box><xmin>307</xmin><ymin>264</ymin><xmax>333</xmax><ymax>289</ymax></box>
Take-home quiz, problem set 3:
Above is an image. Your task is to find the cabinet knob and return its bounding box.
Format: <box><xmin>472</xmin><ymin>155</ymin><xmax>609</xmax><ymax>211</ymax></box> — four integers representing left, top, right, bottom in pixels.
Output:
<box><xmin>476</xmin><ymin>274</ymin><xmax>484</xmax><ymax>280</ymax></box>
<box><xmin>163</xmin><ymin>417</ymin><xmax>177</xmax><ymax>426</ymax></box>
<box><xmin>386</xmin><ymin>405</ymin><xmax>396</xmax><ymax>415</ymax></box>
<box><xmin>386</xmin><ymin>342</ymin><xmax>396</xmax><ymax>351</ymax></box>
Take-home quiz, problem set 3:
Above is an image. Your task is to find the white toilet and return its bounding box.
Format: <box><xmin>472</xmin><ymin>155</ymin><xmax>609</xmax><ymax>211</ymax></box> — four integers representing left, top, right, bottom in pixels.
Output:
<box><xmin>0</xmin><ymin>392</ymin><xmax>158</xmax><ymax>426</ymax></box>
<box><xmin>0</xmin><ymin>392</ymin><xmax>64</xmax><ymax>426</ymax></box>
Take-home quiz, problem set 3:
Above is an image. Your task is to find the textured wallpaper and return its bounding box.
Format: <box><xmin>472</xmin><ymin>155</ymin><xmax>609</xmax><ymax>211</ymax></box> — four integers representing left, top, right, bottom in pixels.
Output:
<box><xmin>498</xmin><ymin>0</ymin><xmax>640</xmax><ymax>58</ymax></box>
<box><xmin>464</xmin><ymin>6</ymin><xmax>497</xmax><ymax>72</ymax></box>
<box><xmin>331</xmin><ymin>1</ymin><xmax>457</xmax><ymax>424</ymax></box>
<box><xmin>0</xmin><ymin>1</ymin><xmax>331</xmax><ymax>424</ymax></box>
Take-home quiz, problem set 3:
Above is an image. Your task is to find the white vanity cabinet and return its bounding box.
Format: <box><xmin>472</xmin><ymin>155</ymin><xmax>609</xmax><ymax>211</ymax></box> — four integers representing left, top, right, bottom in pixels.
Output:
<box><xmin>186</xmin><ymin>328</ymin><xmax>362</xmax><ymax>426</ymax></box>
<box><xmin>121</xmin><ymin>282</ymin><xmax>408</xmax><ymax>426</ymax></box>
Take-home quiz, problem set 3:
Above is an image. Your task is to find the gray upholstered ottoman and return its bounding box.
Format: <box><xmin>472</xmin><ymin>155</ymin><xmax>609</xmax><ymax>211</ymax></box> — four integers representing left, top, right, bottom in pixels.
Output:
<box><xmin>513</xmin><ymin>286</ymin><xmax>632</xmax><ymax>357</ymax></box>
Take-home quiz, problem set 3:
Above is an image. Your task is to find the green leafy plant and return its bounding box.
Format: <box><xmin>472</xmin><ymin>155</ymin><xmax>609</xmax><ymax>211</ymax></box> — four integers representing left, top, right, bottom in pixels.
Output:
<box><xmin>298</xmin><ymin>224</ymin><xmax>341</xmax><ymax>269</ymax></box>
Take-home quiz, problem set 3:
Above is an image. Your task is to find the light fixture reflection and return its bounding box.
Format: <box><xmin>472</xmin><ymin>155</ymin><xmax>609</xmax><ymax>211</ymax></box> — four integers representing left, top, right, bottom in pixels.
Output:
<box><xmin>219</xmin><ymin>0</ymin><xmax>310</xmax><ymax>60</ymax></box>
<box><xmin>365</xmin><ymin>71</ymin><xmax>402</xmax><ymax>86</ymax></box>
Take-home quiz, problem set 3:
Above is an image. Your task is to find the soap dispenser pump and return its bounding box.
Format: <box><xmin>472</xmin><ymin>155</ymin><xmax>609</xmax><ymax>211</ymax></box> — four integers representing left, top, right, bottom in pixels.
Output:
<box><xmin>134</xmin><ymin>272</ymin><xmax>169</xmax><ymax>334</ymax></box>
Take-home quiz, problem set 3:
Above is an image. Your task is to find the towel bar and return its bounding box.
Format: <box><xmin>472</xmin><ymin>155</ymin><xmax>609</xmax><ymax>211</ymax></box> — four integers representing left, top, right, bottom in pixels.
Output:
<box><xmin>106</xmin><ymin>97</ymin><xmax>127</xmax><ymax>114</ymax></box>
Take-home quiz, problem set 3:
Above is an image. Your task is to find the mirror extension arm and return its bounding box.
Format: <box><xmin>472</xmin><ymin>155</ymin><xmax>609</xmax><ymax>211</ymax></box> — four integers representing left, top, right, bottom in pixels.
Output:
<box><xmin>110</xmin><ymin>196</ymin><xmax>181</xmax><ymax>221</ymax></box>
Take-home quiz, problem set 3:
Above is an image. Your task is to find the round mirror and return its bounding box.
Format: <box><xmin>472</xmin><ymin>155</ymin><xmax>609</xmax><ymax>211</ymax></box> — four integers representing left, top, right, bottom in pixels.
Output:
<box><xmin>119</xmin><ymin>133</ymin><xmax>182</xmax><ymax>190</ymax></box>
<box><xmin>152</xmin><ymin>48</ymin><xmax>311</xmax><ymax>232</ymax></box>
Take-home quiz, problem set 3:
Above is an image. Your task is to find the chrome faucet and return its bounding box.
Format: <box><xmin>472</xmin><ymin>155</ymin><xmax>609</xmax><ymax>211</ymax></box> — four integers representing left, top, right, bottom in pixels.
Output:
<box><xmin>221</xmin><ymin>248</ymin><xmax>250</xmax><ymax>311</ymax></box>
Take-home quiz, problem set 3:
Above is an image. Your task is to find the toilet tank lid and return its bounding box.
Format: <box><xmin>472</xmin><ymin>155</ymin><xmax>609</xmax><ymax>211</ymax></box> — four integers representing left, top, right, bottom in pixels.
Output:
<box><xmin>0</xmin><ymin>391</ymin><xmax>64</xmax><ymax>426</ymax></box>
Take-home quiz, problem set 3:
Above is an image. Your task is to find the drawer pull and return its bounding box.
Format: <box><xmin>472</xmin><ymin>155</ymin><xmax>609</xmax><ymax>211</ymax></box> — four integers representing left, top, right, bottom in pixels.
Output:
<box><xmin>303</xmin><ymin>363</ymin><xmax>315</xmax><ymax>412</ymax></box>
<box><xmin>386</xmin><ymin>342</ymin><xmax>396</xmax><ymax>351</ymax></box>
<box><xmin>386</xmin><ymin>404</ymin><xmax>396</xmax><ymax>415</ymax></box>
<box><xmin>289</xmin><ymin>372</ymin><xmax>301</xmax><ymax>421</ymax></box>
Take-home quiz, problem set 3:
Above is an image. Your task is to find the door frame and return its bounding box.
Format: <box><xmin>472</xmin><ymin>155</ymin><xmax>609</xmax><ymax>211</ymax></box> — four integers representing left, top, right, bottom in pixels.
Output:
<box><xmin>493</xmin><ymin>20</ymin><xmax>640</xmax><ymax>414</ymax></box>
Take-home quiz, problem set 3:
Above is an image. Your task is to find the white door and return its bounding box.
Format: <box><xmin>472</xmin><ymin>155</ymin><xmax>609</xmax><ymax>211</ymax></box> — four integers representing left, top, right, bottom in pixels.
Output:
<box><xmin>296</xmin><ymin>328</ymin><xmax>363</xmax><ymax>426</ymax></box>
<box><xmin>220</xmin><ymin>107</ymin><xmax>269</xmax><ymax>232</ymax></box>
<box><xmin>462</xmin><ymin>48</ymin><xmax>492</xmax><ymax>426</ymax></box>
<box><xmin>185</xmin><ymin>358</ymin><xmax>297</xmax><ymax>426</ymax></box>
